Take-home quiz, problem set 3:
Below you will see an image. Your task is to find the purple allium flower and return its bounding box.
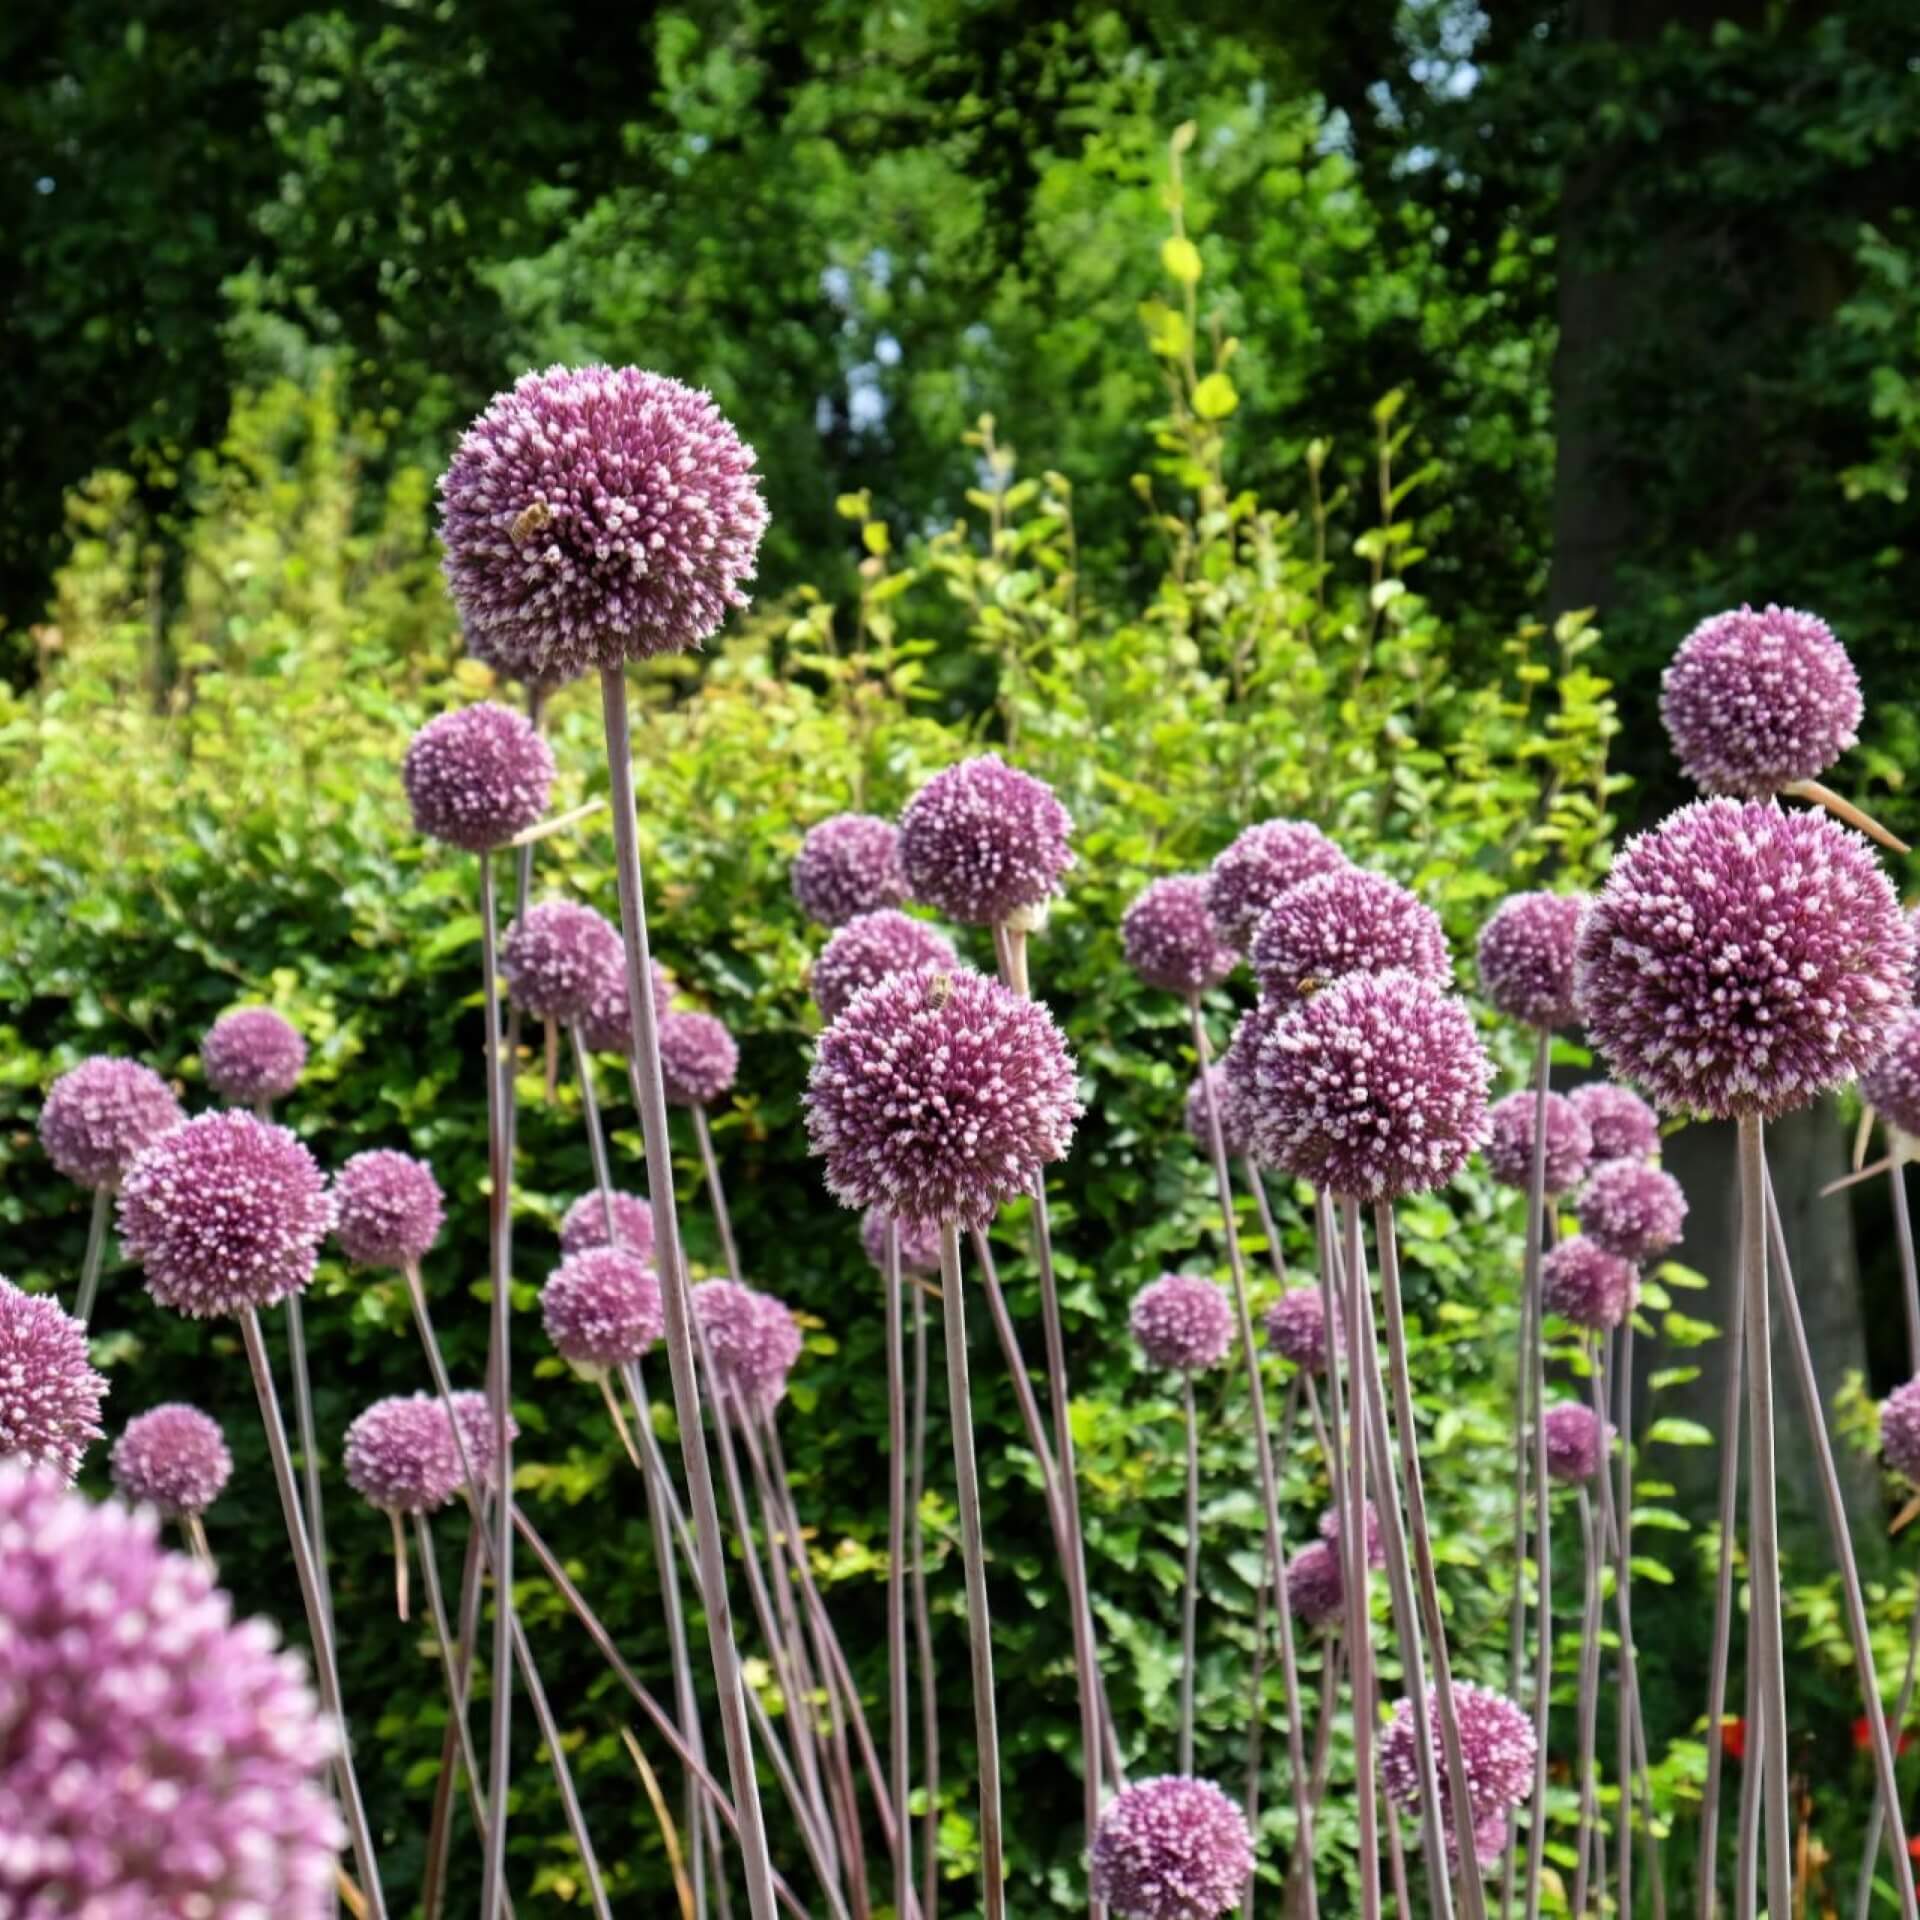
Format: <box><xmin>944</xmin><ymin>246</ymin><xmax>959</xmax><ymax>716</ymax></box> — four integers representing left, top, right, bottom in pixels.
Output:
<box><xmin>202</xmin><ymin>1008</ymin><xmax>307</xmax><ymax>1107</ymax></box>
<box><xmin>1542</xmin><ymin>1402</ymin><xmax>1611</xmax><ymax>1485</ymax></box>
<box><xmin>806</xmin><ymin>966</ymin><xmax>1081</xmax><ymax>1227</ymax></box>
<box><xmin>897</xmin><ymin>754</ymin><xmax>1075</xmax><ymax>927</ymax></box>
<box><xmin>1448</xmin><ymin>1814</ymin><xmax>1514</xmax><ymax>1878</ymax></box>
<box><xmin>1264</xmin><ymin>1288</ymin><xmax>1337</xmax><ymax>1372</ymax></box>
<box><xmin>560</xmin><ymin>1189</ymin><xmax>656</xmax><ymax>1260</ymax></box>
<box><xmin>1088</xmin><ymin>1775</ymin><xmax>1255</xmax><ymax>1920</ymax></box>
<box><xmin>694</xmin><ymin>1281</ymin><xmax>803</xmax><ymax>1420</ymax></box>
<box><xmin>1881</xmin><ymin>1377</ymin><xmax>1920</xmax><ymax>1484</ymax></box>
<box><xmin>118</xmin><ymin>1112</ymin><xmax>334</xmax><ymax>1320</ymax></box>
<box><xmin>812</xmin><ymin>909</ymin><xmax>959</xmax><ymax>1024</ymax></box>
<box><xmin>0</xmin><ymin>1465</ymin><xmax>343</xmax><ymax>1912</ymax></box>
<box><xmin>0</xmin><ymin>1278</ymin><xmax>107</xmax><ymax>1484</ymax></box>
<box><xmin>1577</xmin><ymin>799</ymin><xmax>1913</xmax><ymax>1120</ymax></box>
<box><xmin>1568</xmin><ymin>1082</ymin><xmax>1662</xmax><ymax>1163</ymax></box>
<box><xmin>439</xmin><ymin>365</ymin><xmax>768</xmax><ymax>683</ymax></box>
<box><xmin>1206</xmin><ymin>820</ymin><xmax>1348</xmax><ymax>952</ymax></box>
<box><xmin>1318</xmin><ymin>1499</ymin><xmax>1386</xmax><ymax>1570</ymax></box>
<box><xmin>1184</xmin><ymin>1068</ymin><xmax>1254</xmax><ymax>1163</ymax></box>
<box><xmin>1129</xmin><ymin>1274</ymin><xmax>1235</xmax><ymax>1375</ymax></box>
<box><xmin>1483</xmin><ymin>1090</ymin><xmax>1594</xmax><ymax>1195</ymax></box>
<box><xmin>1285</xmin><ymin>1540</ymin><xmax>1346</xmax><ymax>1631</ymax></box>
<box><xmin>1121</xmin><ymin>875</ymin><xmax>1237</xmax><ymax>997</ymax></box>
<box><xmin>1380</xmin><ymin>1680</ymin><xmax>1537</xmax><ymax>1825</ymax></box>
<box><xmin>333</xmin><ymin>1150</ymin><xmax>445</xmax><ymax>1270</ymax></box>
<box><xmin>860</xmin><ymin>1207</ymin><xmax>944</xmax><ymax>1277</ymax></box>
<box><xmin>1541</xmin><ymin>1236</ymin><xmax>1639</xmax><ymax>1332</ymax></box>
<box><xmin>110</xmin><ymin>1404</ymin><xmax>233</xmax><ymax>1518</ymax></box>
<box><xmin>792</xmin><ymin>814</ymin><xmax>910</xmax><ymax>928</ymax></box>
<box><xmin>502</xmin><ymin>899</ymin><xmax>623</xmax><ymax>1024</ymax></box>
<box><xmin>402</xmin><ymin>702</ymin><xmax>556</xmax><ymax>852</ymax></box>
<box><xmin>39</xmin><ymin>1057</ymin><xmax>184</xmax><ymax>1191</ymax></box>
<box><xmin>1249</xmin><ymin>867</ymin><xmax>1451</xmax><ymax>1005</ymax></box>
<box><xmin>1226</xmin><ymin>971</ymin><xmax>1493</xmax><ymax>1203</ymax></box>
<box><xmin>1476</xmin><ymin>892</ymin><xmax>1587</xmax><ymax>1031</ymax></box>
<box><xmin>658</xmin><ymin>1010</ymin><xmax>740</xmax><ymax>1108</ymax></box>
<box><xmin>541</xmin><ymin>1247</ymin><xmax>664</xmax><ymax>1376</ymax></box>
<box><xmin>447</xmin><ymin>1389</ymin><xmax>519</xmax><ymax>1493</ymax></box>
<box><xmin>1578</xmin><ymin>1159</ymin><xmax>1688</xmax><ymax>1264</ymax></box>
<box><xmin>1660</xmin><ymin>604</ymin><xmax>1863</xmax><ymax>798</ymax></box>
<box><xmin>343</xmin><ymin>1395</ymin><xmax>461</xmax><ymax>1514</ymax></box>
<box><xmin>578</xmin><ymin>954</ymin><xmax>675</xmax><ymax>1056</ymax></box>
<box><xmin>1863</xmin><ymin>1010</ymin><xmax>1920</xmax><ymax>1138</ymax></box>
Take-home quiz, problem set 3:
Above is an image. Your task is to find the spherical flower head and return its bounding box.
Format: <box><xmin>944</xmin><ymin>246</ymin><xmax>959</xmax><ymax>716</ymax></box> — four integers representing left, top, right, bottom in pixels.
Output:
<box><xmin>1541</xmin><ymin>1236</ymin><xmax>1639</xmax><ymax>1332</ymax></box>
<box><xmin>202</xmin><ymin>1007</ymin><xmax>307</xmax><ymax>1106</ymax></box>
<box><xmin>502</xmin><ymin>899</ymin><xmax>622</xmax><ymax>1024</ymax></box>
<box><xmin>1184</xmin><ymin>1068</ymin><xmax>1255</xmax><ymax>1163</ymax></box>
<box><xmin>1285</xmin><ymin>1540</ymin><xmax>1346</xmax><ymax>1631</ymax></box>
<box><xmin>792</xmin><ymin>814</ymin><xmax>910</xmax><ymax>928</ymax></box>
<box><xmin>1660</xmin><ymin>604</ymin><xmax>1863</xmax><ymax>797</ymax></box>
<box><xmin>1129</xmin><ymin>1274</ymin><xmax>1235</xmax><ymax>1375</ymax></box>
<box><xmin>1381</xmin><ymin>1680</ymin><xmax>1536</xmax><ymax>1824</ymax></box>
<box><xmin>0</xmin><ymin>1279</ymin><xmax>107</xmax><ymax>1484</ymax></box>
<box><xmin>1206</xmin><ymin>820</ymin><xmax>1348</xmax><ymax>952</ymax></box>
<box><xmin>1227</xmin><ymin>971</ymin><xmax>1493</xmax><ymax>1203</ymax></box>
<box><xmin>1448</xmin><ymin>1814</ymin><xmax>1514</xmax><ymax>1878</ymax></box>
<box><xmin>658</xmin><ymin>1010</ymin><xmax>740</xmax><ymax>1108</ymax></box>
<box><xmin>110</xmin><ymin>1404</ymin><xmax>233</xmax><ymax>1518</ymax></box>
<box><xmin>806</xmin><ymin>965</ymin><xmax>1081</xmax><ymax>1227</ymax></box>
<box><xmin>579</xmin><ymin>954</ymin><xmax>675</xmax><ymax>1056</ymax></box>
<box><xmin>403</xmin><ymin>701</ymin><xmax>555</xmax><ymax>851</ymax></box>
<box><xmin>39</xmin><ymin>1057</ymin><xmax>184</xmax><ymax>1190</ymax></box>
<box><xmin>1577</xmin><ymin>799</ymin><xmax>1913</xmax><ymax>1120</ymax></box>
<box><xmin>541</xmin><ymin>1248</ymin><xmax>664</xmax><ymax>1376</ymax></box>
<box><xmin>1318</xmin><ymin>1499</ymin><xmax>1386</xmax><ymax>1570</ymax></box>
<box><xmin>1264</xmin><ymin>1288</ymin><xmax>1338</xmax><ymax>1372</ymax></box>
<box><xmin>860</xmin><ymin>1206</ymin><xmax>944</xmax><ymax>1277</ymax></box>
<box><xmin>1250</xmin><ymin>867</ymin><xmax>1451</xmax><ymax>1004</ymax></box>
<box><xmin>447</xmin><ymin>1390</ymin><xmax>519</xmax><ymax>1493</ymax></box>
<box><xmin>898</xmin><ymin>754</ymin><xmax>1074</xmax><ymax>927</ymax></box>
<box><xmin>1863</xmin><ymin>1011</ymin><xmax>1920</xmax><ymax>1138</ymax></box>
<box><xmin>1088</xmin><ymin>1775</ymin><xmax>1255</xmax><ymax>1920</ymax></box>
<box><xmin>343</xmin><ymin>1395</ymin><xmax>461</xmax><ymax>1515</ymax></box>
<box><xmin>334</xmin><ymin>1149</ymin><xmax>445</xmax><ymax>1269</ymax></box>
<box><xmin>1568</xmin><ymin>1082</ymin><xmax>1661</xmax><ymax>1163</ymax></box>
<box><xmin>1122</xmin><ymin>875</ymin><xmax>1236</xmax><ymax>997</ymax></box>
<box><xmin>1578</xmin><ymin>1159</ymin><xmax>1688</xmax><ymax>1264</ymax></box>
<box><xmin>695</xmin><ymin>1281</ymin><xmax>803</xmax><ymax>1419</ymax></box>
<box><xmin>1477</xmin><ymin>892</ymin><xmax>1587</xmax><ymax>1030</ymax></box>
<box><xmin>1542</xmin><ymin>1402</ymin><xmax>1611</xmax><ymax>1485</ymax></box>
<box><xmin>812</xmin><ymin>910</ymin><xmax>959</xmax><ymax>1024</ymax></box>
<box><xmin>118</xmin><ymin>1112</ymin><xmax>335</xmax><ymax>1319</ymax></box>
<box><xmin>1881</xmin><ymin>1377</ymin><xmax>1920</xmax><ymax>1484</ymax></box>
<box><xmin>440</xmin><ymin>365</ymin><xmax>767</xmax><ymax>681</ymax></box>
<box><xmin>560</xmin><ymin>1188</ymin><xmax>656</xmax><ymax>1260</ymax></box>
<box><xmin>0</xmin><ymin>1466</ymin><xmax>343</xmax><ymax>1912</ymax></box>
<box><xmin>1483</xmin><ymin>1091</ymin><xmax>1594</xmax><ymax>1195</ymax></box>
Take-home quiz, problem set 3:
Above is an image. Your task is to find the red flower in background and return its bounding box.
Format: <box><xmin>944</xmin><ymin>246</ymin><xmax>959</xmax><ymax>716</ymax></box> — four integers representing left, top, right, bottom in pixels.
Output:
<box><xmin>1719</xmin><ymin>1717</ymin><xmax>1747</xmax><ymax>1762</ymax></box>
<box><xmin>1853</xmin><ymin>1716</ymin><xmax>1915</xmax><ymax>1756</ymax></box>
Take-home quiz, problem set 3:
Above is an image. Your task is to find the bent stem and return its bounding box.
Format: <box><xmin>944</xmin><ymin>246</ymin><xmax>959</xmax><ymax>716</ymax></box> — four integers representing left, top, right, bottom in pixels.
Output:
<box><xmin>1180</xmin><ymin>1370</ymin><xmax>1202</xmax><ymax>1775</ymax></box>
<box><xmin>72</xmin><ymin>1184</ymin><xmax>112</xmax><ymax>1326</ymax></box>
<box><xmin>910</xmin><ymin>1280</ymin><xmax>941</xmax><ymax>1920</ymax></box>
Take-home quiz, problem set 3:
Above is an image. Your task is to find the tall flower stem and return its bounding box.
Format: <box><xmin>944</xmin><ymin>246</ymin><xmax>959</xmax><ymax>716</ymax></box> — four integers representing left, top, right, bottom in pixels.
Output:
<box><xmin>1571</xmin><ymin>1487</ymin><xmax>1602</xmax><ymax>1920</ymax></box>
<box><xmin>1893</xmin><ymin>1159</ymin><xmax>1920</xmax><ymax>1372</ymax></box>
<box><xmin>1855</xmin><ymin>1602</ymin><xmax>1920</xmax><ymax>1920</ymax></box>
<box><xmin>1280</xmin><ymin>1643</ymin><xmax>1345</xmax><ymax>1920</ymax></box>
<box><xmin>182</xmin><ymin>1511</ymin><xmax>214</xmax><ymax>1566</ymax></box>
<box><xmin>1246</xmin><ymin>1161</ymin><xmax>1291</xmax><ymax>1288</ymax></box>
<box><xmin>1734</xmin><ymin>1653</ymin><xmax>1762</xmax><ymax>1920</ymax></box>
<box><xmin>1614</xmin><ymin>1321</ymin><xmax>1636</xmax><ymax>1917</ymax></box>
<box><xmin>422</xmin><ymin>1519</ymin><xmax>486</xmax><ymax>1919</ymax></box>
<box><xmin>1245</xmin><ymin>1371</ymin><xmax>1302</xmax><ymax>1917</ymax></box>
<box><xmin>692</xmin><ymin>1103</ymin><xmax>746</xmax><ymax>1286</ymax></box>
<box><xmin>884</xmin><ymin>1223</ymin><xmax>914</xmax><ymax>1920</ymax></box>
<box><xmin>238</xmin><ymin>1307</ymin><xmax>386</xmax><ymax>1916</ymax></box>
<box><xmin>1518</xmin><ymin>1032</ymin><xmax>1555</xmax><ymax>1920</ymax></box>
<box><xmin>1180</xmin><ymin>1370</ymin><xmax>1202</xmax><ymax>1775</ymax></box>
<box><xmin>1338</xmin><ymin>1207</ymin><xmax>1381</xmax><ymax>1920</ymax></box>
<box><xmin>910</xmin><ymin>1281</ymin><xmax>940</xmax><ymax>1920</ymax></box>
<box><xmin>72</xmin><ymin>1184</ymin><xmax>111</xmax><ymax>1325</ymax></box>
<box><xmin>1191</xmin><ymin>1003</ymin><xmax>1317</xmax><ymax>1920</ymax></box>
<box><xmin>282</xmin><ymin>1291</ymin><xmax>333</xmax><ymax>1633</ymax></box>
<box><xmin>601</xmin><ymin>665</ymin><xmax>779</xmax><ymax>1920</ymax></box>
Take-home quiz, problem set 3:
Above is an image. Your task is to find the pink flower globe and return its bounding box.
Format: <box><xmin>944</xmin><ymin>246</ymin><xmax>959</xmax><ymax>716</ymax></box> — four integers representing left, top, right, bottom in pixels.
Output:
<box><xmin>792</xmin><ymin>814</ymin><xmax>910</xmax><ymax>928</ymax></box>
<box><xmin>658</xmin><ymin>1010</ymin><xmax>740</xmax><ymax>1109</ymax></box>
<box><xmin>541</xmin><ymin>1247</ymin><xmax>665</xmax><ymax>1376</ymax></box>
<box><xmin>1129</xmin><ymin>1273</ymin><xmax>1235</xmax><ymax>1375</ymax></box>
<box><xmin>1881</xmin><ymin>1378</ymin><xmax>1920</xmax><ymax>1484</ymax></box>
<box><xmin>402</xmin><ymin>700</ymin><xmax>555</xmax><ymax>852</ymax></box>
<box><xmin>1578</xmin><ymin>1159</ymin><xmax>1688</xmax><ymax>1264</ymax></box>
<box><xmin>1568</xmin><ymin>1082</ymin><xmax>1661</xmax><ymax>1163</ymax></box>
<box><xmin>202</xmin><ymin>1007</ymin><xmax>307</xmax><ymax>1106</ymax></box>
<box><xmin>861</xmin><ymin>1207</ymin><xmax>944</xmax><ymax>1277</ymax></box>
<box><xmin>1381</xmin><ymin>1680</ymin><xmax>1537</xmax><ymax>1824</ymax></box>
<box><xmin>1249</xmin><ymin>866</ymin><xmax>1451</xmax><ymax>1004</ymax></box>
<box><xmin>1286</xmin><ymin>1540</ymin><xmax>1346</xmax><ymax>1631</ymax></box>
<box><xmin>1542</xmin><ymin>1402</ymin><xmax>1611</xmax><ymax>1484</ymax></box>
<box><xmin>898</xmin><ymin>754</ymin><xmax>1074</xmax><ymax>927</ymax></box>
<box><xmin>110</xmin><ymin>1404</ymin><xmax>233</xmax><ymax>1518</ymax></box>
<box><xmin>39</xmin><ymin>1057</ymin><xmax>184</xmax><ymax>1191</ymax></box>
<box><xmin>560</xmin><ymin>1189</ymin><xmax>656</xmax><ymax>1261</ymax></box>
<box><xmin>1541</xmin><ymin>1236</ymin><xmax>1639</xmax><ymax>1332</ymax></box>
<box><xmin>1319</xmin><ymin>1499</ymin><xmax>1387</xmax><ymax>1570</ymax></box>
<box><xmin>1121</xmin><ymin>875</ymin><xmax>1237</xmax><ymax>996</ymax></box>
<box><xmin>502</xmin><ymin>899</ymin><xmax>623</xmax><ymax>1024</ymax></box>
<box><xmin>343</xmin><ymin>1395</ymin><xmax>461</xmax><ymax>1514</ymax></box>
<box><xmin>695</xmin><ymin>1281</ymin><xmax>804</xmax><ymax>1420</ymax></box>
<box><xmin>333</xmin><ymin>1149</ymin><xmax>445</xmax><ymax>1269</ymax></box>
<box><xmin>1264</xmin><ymin>1288</ymin><xmax>1337</xmax><ymax>1372</ymax></box>
<box><xmin>1088</xmin><ymin>1774</ymin><xmax>1255</xmax><ymax>1920</ymax></box>
<box><xmin>1477</xmin><ymin>891</ymin><xmax>1587</xmax><ymax>1031</ymax></box>
<box><xmin>812</xmin><ymin>909</ymin><xmax>959</xmax><ymax>1024</ymax></box>
<box><xmin>1483</xmin><ymin>1090</ymin><xmax>1594</xmax><ymax>1195</ymax></box>
<box><xmin>1206</xmin><ymin>819</ymin><xmax>1348</xmax><ymax>952</ymax></box>
<box><xmin>1863</xmin><ymin>1011</ymin><xmax>1920</xmax><ymax>1138</ymax></box>
<box><xmin>1184</xmin><ymin>1068</ymin><xmax>1255</xmax><ymax>1163</ymax></box>
<box><xmin>0</xmin><ymin>1278</ymin><xmax>108</xmax><ymax>1484</ymax></box>
<box><xmin>578</xmin><ymin>953</ymin><xmax>675</xmax><ymax>1057</ymax></box>
<box><xmin>448</xmin><ymin>1389</ymin><xmax>519</xmax><ymax>1493</ymax></box>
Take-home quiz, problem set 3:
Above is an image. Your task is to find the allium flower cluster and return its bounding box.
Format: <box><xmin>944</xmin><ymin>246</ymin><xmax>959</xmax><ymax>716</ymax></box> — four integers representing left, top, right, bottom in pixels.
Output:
<box><xmin>560</xmin><ymin>1189</ymin><xmax>656</xmax><ymax>1260</ymax></box>
<box><xmin>658</xmin><ymin>1010</ymin><xmax>740</xmax><ymax>1109</ymax></box>
<box><xmin>403</xmin><ymin>701</ymin><xmax>556</xmax><ymax>851</ymax></box>
<box><xmin>806</xmin><ymin>966</ymin><xmax>1081</xmax><ymax>1227</ymax></box>
<box><xmin>1451</xmin><ymin>1815</ymin><xmax>1514</xmax><ymax>1878</ymax></box>
<box><xmin>1476</xmin><ymin>892</ymin><xmax>1587</xmax><ymax>1031</ymax></box>
<box><xmin>1184</xmin><ymin>1068</ymin><xmax>1254</xmax><ymax>1163</ymax></box>
<box><xmin>1286</xmin><ymin>1540</ymin><xmax>1346</xmax><ymax>1631</ymax></box>
<box><xmin>1264</xmin><ymin>1288</ymin><xmax>1337</xmax><ymax>1372</ymax></box>
<box><xmin>1087</xmin><ymin>1775</ymin><xmax>1255</xmax><ymax>1920</ymax></box>
<box><xmin>812</xmin><ymin>910</ymin><xmax>958</xmax><ymax>1024</ymax></box>
<box><xmin>791</xmin><ymin>814</ymin><xmax>910</xmax><ymax>927</ymax></box>
<box><xmin>0</xmin><ymin>1467</ymin><xmax>343</xmax><ymax>1913</ymax></box>
<box><xmin>1578</xmin><ymin>1159</ymin><xmax>1688</xmax><ymax>1264</ymax></box>
<box><xmin>1577</xmin><ymin>799</ymin><xmax>1912</xmax><ymax>1119</ymax></box>
<box><xmin>0</xmin><ymin>1279</ymin><xmax>108</xmax><ymax>1484</ymax></box>
<box><xmin>1541</xmin><ymin>1237</ymin><xmax>1639</xmax><ymax>1332</ymax></box>
<box><xmin>1227</xmin><ymin>971</ymin><xmax>1493</xmax><ymax>1203</ymax></box>
<box><xmin>448</xmin><ymin>1390</ymin><xmax>518</xmax><ymax>1492</ymax></box>
<box><xmin>1660</xmin><ymin>604</ymin><xmax>1863</xmax><ymax>797</ymax></box>
<box><xmin>1568</xmin><ymin>1081</ymin><xmax>1661</xmax><ymax>1163</ymax></box>
<box><xmin>39</xmin><ymin>1057</ymin><xmax>184</xmax><ymax>1190</ymax></box>
<box><xmin>439</xmin><ymin>365</ymin><xmax>768</xmax><ymax>682</ymax></box>
<box><xmin>1121</xmin><ymin>875</ymin><xmax>1236</xmax><ymax>996</ymax></box>
<box><xmin>861</xmin><ymin>1207</ymin><xmax>944</xmax><ymax>1278</ymax></box>
<box><xmin>1863</xmin><ymin>1011</ymin><xmax>1920</xmax><ymax>1138</ymax></box>
<box><xmin>898</xmin><ymin>755</ymin><xmax>1074</xmax><ymax>927</ymax></box>
<box><xmin>502</xmin><ymin>900</ymin><xmax>622</xmax><ymax>1024</ymax></box>
<box><xmin>1483</xmin><ymin>1091</ymin><xmax>1593</xmax><ymax>1195</ymax></box>
<box><xmin>1380</xmin><ymin>1681</ymin><xmax>1537</xmax><ymax>1829</ymax></box>
<box><xmin>343</xmin><ymin>1395</ymin><xmax>461</xmax><ymax>1514</ymax></box>
<box><xmin>541</xmin><ymin>1248</ymin><xmax>664</xmax><ymax>1376</ymax></box>
<box><xmin>202</xmin><ymin>1008</ymin><xmax>307</xmax><ymax>1107</ymax></box>
<box><xmin>579</xmin><ymin>956</ymin><xmax>675</xmax><ymax>1056</ymax></box>
<box><xmin>1129</xmin><ymin>1274</ymin><xmax>1234</xmax><ymax>1375</ymax></box>
<box><xmin>1542</xmin><ymin>1402</ymin><xmax>1610</xmax><ymax>1484</ymax></box>
<box><xmin>1206</xmin><ymin>820</ymin><xmax>1347</xmax><ymax>951</ymax></box>
<box><xmin>1319</xmin><ymin>1499</ymin><xmax>1387</xmax><ymax>1570</ymax></box>
<box><xmin>333</xmin><ymin>1150</ymin><xmax>445</xmax><ymax>1269</ymax></box>
<box><xmin>1249</xmin><ymin>867</ymin><xmax>1451</xmax><ymax>1004</ymax></box>
<box><xmin>1880</xmin><ymin>1376</ymin><xmax>1920</xmax><ymax>1485</ymax></box>
<box><xmin>695</xmin><ymin>1281</ymin><xmax>803</xmax><ymax>1419</ymax></box>
<box><xmin>111</xmin><ymin>1405</ymin><xmax>232</xmax><ymax>1518</ymax></box>
<box><xmin>119</xmin><ymin>1112</ymin><xmax>335</xmax><ymax>1318</ymax></box>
